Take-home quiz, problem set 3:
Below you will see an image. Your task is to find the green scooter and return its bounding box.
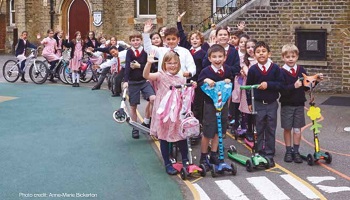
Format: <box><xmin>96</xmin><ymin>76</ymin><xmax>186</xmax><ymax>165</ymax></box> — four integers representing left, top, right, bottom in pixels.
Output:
<box><xmin>227</xmin><ymin>84</ymin><xmax>270</xmax><ymax>172</ymax></box>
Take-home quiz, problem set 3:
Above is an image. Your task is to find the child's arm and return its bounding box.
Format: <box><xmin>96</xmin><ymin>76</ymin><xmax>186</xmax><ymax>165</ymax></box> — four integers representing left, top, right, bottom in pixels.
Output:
<box><xmin>123</xmin><ymin>50</ymin><xmax>132</xmax><ymax>89</ymax></box>
<box><xmin>177</xmin><ymin>11</ymin><xmax>191</xmax><ymax>49</ymax></box>
<box><xmin>143</xmin><ymin>51</ymin><xmax>159</xmax><ymax>81</ymax></box>
<box><xmin>142</xmin><ymin>19</ymin><xmax>160</xmax><ymax>57</ymax></box>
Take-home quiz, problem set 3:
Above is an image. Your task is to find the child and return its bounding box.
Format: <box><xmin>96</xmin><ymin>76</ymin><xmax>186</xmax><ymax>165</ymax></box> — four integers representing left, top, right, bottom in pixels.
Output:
<box><xmin>279</xmin><ymin>44</ymin><xmax>323</xmax><ymax>163</ymax></box>
<box><xmin>197</xmin><ymin>44</ymin><xmax>233</xmax><ymax>168</ymax></box>
<box><xmin>142</xmin><ymin>19</ymin><xmax>196</xmax><ymax>79</ymax></box>
<box><xmin>201</xmin><ymin>29</ymin><xmax>216</xmax><ymax>52</ymax></box>
<box><xmin>246</xmin><ymin>41</ymin><xmax>283</xmax><ymax>167</ymax></box>
<box><xmin>122</xmin><ymin>31</ymin><xmax>156</xmax><ymax>138</ymax></box>
<box><xmin>15</xmin><ymin>31</ymin><xmax>37</xmax><ymax>82</ymax></box>
<box><xmin>65</xmin><ymin>31</ymin><xmax>85</xmax><ymax>87</ymax></box>
<box><xmin>54</xmin><ymin>30</ymin><xmax>66</xmax><ymax>57</ymax></box>
<box><xmin>40</xmin><ymin>29</ymin><xmax>60</xmax><ymax>83</ymax></box>
<box><xmin>143</xmin><ymin>51</ymin><xmax>190</xmax><ymax>175</ymax></box>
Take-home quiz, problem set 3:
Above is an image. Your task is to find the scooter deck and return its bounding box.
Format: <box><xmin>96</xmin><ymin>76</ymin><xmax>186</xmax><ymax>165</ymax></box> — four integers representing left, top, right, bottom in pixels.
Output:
<box><xmin>227</xmin><ymin>152</ymin><xmax>250</xmax><ymax>165</ymax></box>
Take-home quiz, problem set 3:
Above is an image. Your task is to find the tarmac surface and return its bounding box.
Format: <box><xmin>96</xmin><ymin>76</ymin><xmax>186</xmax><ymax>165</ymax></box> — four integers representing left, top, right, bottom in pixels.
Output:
<box><xmin>1</xmin><ymin>54</ymin><xmax>349</xmax><ymax>200</ymax></box>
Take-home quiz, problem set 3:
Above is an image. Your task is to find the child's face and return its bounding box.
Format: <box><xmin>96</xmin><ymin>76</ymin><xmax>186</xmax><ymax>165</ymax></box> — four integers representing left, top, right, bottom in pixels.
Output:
<box><xmin>164</xmin><ymin>58</ymin><xmax>179</xmax><ymax>75</ymax></box>
<box><xmin>239</xmin><ymin>37</ymin><xmax>248</xmax><ymax>52</ymax></box>
<box><xmin>190</xmin><ymin>34</ymin><xmax>202</xmax><ymax>48</ymax></box>
<box><xmin>100</xmin><ymin>37</ymin><xmax>106</xmax><ymax>44</ymax></box>
<box><xmin>254</xmin><ymin>46</ymin><xmax>271</xmax><ymax>65</ymax></box>
<box><xmin>22</xmin><ymin>32</ymin><xmax>28</xmax><ymax>39</ymax></box>
<box><xmin>48</xmin><ymin>31</ymin><xmax>54</xmax><ymax>38</ymax></box>
<box><xmin>208</xmin><ymin>51</ymin><xmax>226</xmax><ymax>68</ymax></box>
<box><xmin>110</xmin><ymin>38</ymin><xmax>117</xmax><ymax>45</ymax></box>
<box><xmin>229</xmin><ymin>35</ymin><xmax>239</xmax><ymax>46</ymax></box>
<box><xmin>216</xmin><ymin>30</ymin><xmax>229</xmax><ymax>46</ymax></box>
<box><xmin>246</xmin><ymin>41</ymin><xmax>255</xmax><ymax>57</ymax></box>
<box><xmin>159</xmin><ymin>27</ymin><xmax>166</xmax><ymax>37</ymax></box>
<box><xmin>165</xmin><ymin>34</ymin><xmax>180</xmax><ymax>49</ymax></box>
<box><xmin>76</xmin><ymin>33</ymin><xmax>81</xmax><ymax>40</ymax></box>
<box><xmin>130</xmin><ymin>37</ymin><xmax>142</xmax><ymax>49</ymax></box>
<box><xmin>282</xmin><ymin>52</ymin><xmax>299</xmax><ymax>67</ymax></box>
<box><xmin>151</xmin><ymin>34</ymin><xmax>162</xmax><ymax>46</ymax></box>
<box><xmin>88</xmin><ymin>32</ymin><xmax>94</xmax><ymax>39</ymax></box>
<box><xmin>110</xmin><ymin>49</ymin><xmax>119</xmax><ymax>57</ymax></box>
<box><xmin>57</xmin><ymin>31</ymin><xmax>63</xmax><ymax>38</ymax></box>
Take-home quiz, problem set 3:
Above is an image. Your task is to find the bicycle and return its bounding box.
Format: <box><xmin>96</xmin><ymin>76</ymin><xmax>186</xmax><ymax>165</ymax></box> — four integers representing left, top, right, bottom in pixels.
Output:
<box><xmin>43</xmin><ymin>48</ymin><xmax>71</xmax><ymax>83</ymax></box>
<box><xmin>2</xmin><ymin>48</ymin><xmax>48</xmax><ymax>84</ymax></box>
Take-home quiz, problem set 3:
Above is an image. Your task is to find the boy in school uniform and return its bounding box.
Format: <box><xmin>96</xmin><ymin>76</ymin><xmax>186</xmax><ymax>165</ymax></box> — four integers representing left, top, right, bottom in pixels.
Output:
<box><xmin>122</xmin><ymin>31</ymin><xmax>156</xmax><ymax>139</ymax></box>
<box><xmin>197</xmin><ymin>44</ymin><xmax>233</xmax><ymax>168</ymax></box>
<box><xmin>279</xmin><ymin>44</ymin><xmax>323</xmax><ymax>163</ymax></box>
<box><xmin>246</xmin><ymin>41</ymin><xmax>283</xmax><ymax>167</ymax></box>
<box><xmin>142</xmin><ymin>19</ymin><xmax>196</xmax><ymax>79</ymax></box>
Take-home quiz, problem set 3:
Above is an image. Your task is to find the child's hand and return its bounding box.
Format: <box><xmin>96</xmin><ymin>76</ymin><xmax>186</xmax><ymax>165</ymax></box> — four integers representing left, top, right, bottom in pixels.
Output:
<box><xmin>241</xmin><ymin>65</ymin><xmax>248</xmax><ymax>76</ymax></box>
<box><xmin>208</xmin><ymin>36</ymin><xmax>216</xmax><ymax>47</ymax></box>
<box><xmin>205</xmin><ymin>78</ymin><xmax>215</xmax><ymax>87</ymax></box>
<box><xmin>294</xmin><ymin>79</ymin><xmax>302</xmax><ymax>88</ymax></box>
<box><xmin>183</xmin><ymin>71</ymin><xmax>191</xmax><ymax>77</ymax></box>
<box><xmin>317</xmin><ymin>73</ymin><xmax>324</xmax><ymax>81</ymax></box>
<box><xmin>65</xmin><ymin>34</ymin><xmax>69</xmax><ymax>40</ymax></box>
<box><xmin>190</xmin><ymin>81</ymin><xmax>197</xmax><ymax>88</ymax></box>
<box><xmin>248</xmin><ymin>105</ymin><xmax>252</xmax><ymax>112</ymax></box>
<box><xmin>147</xmin><ymin>51</ymin><xmax>158</xmax><ymax>63</ymax></box>
<box><xmin>224</xmin><ymin>78</ymin><xmax>231</xmax><ymax>83</ymax></box>
<box><xmin>237</xmin><ymin>21</ymin><xmax>246</xmax><ymax>31</ymax></box>
<box><xmin>144</xmin><ymin>19</ymin><xmax>154</xmax><ymax>33</ymax></box>
<box><xmin>258</xmin><ymin>82</ymin><xmax>267</xmax><ymax>90</ymax></box>
<box><xmin>122</xmin><ymin>82</ymin><xmax>128</xmax><ymax>89</ymax></box>
<box><xmin>92</xmin><ymin>65</ymin><xmax>100</xmax><ymax>70</ymax></box>
<box><xmin>130</xmin><ymin>60</ymin><xmax>141</xmax><ymax>69</ymax></box>
<box><xmin>177</xmin><ymin>11</ymin><xmax>186</xmax><ymax>22</ymax></box>
<box><xmin>36</xmin><ymin>33</ymin><xmax>41</xmax><ymax>39</ymax></box>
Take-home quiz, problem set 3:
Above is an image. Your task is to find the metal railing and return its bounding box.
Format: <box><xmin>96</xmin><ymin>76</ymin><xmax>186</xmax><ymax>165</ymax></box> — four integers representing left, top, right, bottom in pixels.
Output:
<box><xmin>192</xmin><ymin>0</ymin><xmax>252</xmax><ymax>32</ymax></box>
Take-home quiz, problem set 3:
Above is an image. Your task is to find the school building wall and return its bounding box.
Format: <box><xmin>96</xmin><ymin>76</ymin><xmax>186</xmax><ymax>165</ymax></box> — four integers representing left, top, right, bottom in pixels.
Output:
<box><xmin>223</xmin><ymin>0</ymin><xmax>350</xmax><ymax>92</ymax></box>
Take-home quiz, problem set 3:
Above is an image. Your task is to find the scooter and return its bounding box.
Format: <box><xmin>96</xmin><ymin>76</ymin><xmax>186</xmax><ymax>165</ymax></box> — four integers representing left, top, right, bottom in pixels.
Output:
<box><xmin>201</xmin><ymin>81</ymin><xmax>237</xmax><ymax>177</ymax></box>
<box><xmin>237</xmin><ymin>84</ymin><xmax>270</xmax><ymax>172</ymax></box>
<box><xmin>298</xmin><ymin>74</ymin><xmax>332</xmax><ymax>165</ymax></box>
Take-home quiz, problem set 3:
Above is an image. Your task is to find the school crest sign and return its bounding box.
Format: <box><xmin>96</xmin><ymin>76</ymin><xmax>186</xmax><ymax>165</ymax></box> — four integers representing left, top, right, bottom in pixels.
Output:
<box><xmin>93</xmin><ymin>11</ymin><xmax>103</xmax><ymax>27</ymax></box>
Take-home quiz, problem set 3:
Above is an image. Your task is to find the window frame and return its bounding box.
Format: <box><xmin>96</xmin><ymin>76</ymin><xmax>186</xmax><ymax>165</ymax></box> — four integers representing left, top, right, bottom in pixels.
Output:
<box><xmin>295</xmin><ymin>29</ymin><xmax>327</xmax><ymax>61</ymax></box>
<box><xmin>136</xmin><ymin>0</ymin><xmax>156</xmax><ymax>18</ymax></box>
<box><xmin>9</xmin><ymin>0</ymin><xmax>15</xmax><ymax>26</ymax></box>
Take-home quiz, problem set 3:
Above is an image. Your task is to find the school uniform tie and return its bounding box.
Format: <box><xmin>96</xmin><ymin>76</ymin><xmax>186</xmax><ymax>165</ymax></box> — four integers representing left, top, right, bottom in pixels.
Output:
<box><xmin>217</xmin><ymin>69</ymin><xmax>224</xmax><ymax>76</ymax></box>
<box><xmin>262</xmin><ymin>65</ymin><xmax>266</xmax><ymax>73</ymax></box>
<box><xmin>135</xmin><ymin>49</ymin><xmax>140</xmax><ymax>57</ymax></box>
<box><xmin>290</xmin><ymin>68</ymin><xmax>296</xmax><ymax>76</ymax></box>
<box><xmin>190</xmin><ymin>49</ymin><xmax>196</xmax><ymax>55</ymax></box>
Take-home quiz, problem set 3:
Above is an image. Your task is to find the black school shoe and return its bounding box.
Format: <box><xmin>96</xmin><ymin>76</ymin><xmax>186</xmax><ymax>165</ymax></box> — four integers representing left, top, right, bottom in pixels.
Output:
<box><xmin>293</xmin><ymin>152</ymin><xmax>303</xmax><ymax>163</ymax></box>
<box><xmin>284</xmin><ymin>152</ymin><xmax>293</xmax><ymax>163</ymax></box>
<box><xmin>269</xmin><ymin>158</ymin><xmax>276</xmax><ymax>168</ymax></box>
<box><xmin>141</xmin><ymin>122</ymin><xmax>150</xmax><ymax>128</ymax></box>
<box><xmin>165</xmin><ymin>164</ymin><xmax>178</xmax><ymax>175</ymax></box>
<box><xmin>132</xmin><ymin>129</ymin><xmax>139</xmax><ymax>139</ymax></box>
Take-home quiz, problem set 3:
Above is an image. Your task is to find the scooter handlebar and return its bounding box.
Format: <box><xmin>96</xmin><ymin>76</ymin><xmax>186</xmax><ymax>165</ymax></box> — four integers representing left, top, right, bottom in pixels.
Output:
<box><xmin>240</xmin><ymin>84</ymin><xmax>260</xmax><ymax>90</ymax></box>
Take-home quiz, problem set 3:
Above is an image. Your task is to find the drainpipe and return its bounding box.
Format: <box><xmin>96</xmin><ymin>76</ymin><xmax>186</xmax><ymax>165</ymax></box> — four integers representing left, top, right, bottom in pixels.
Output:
<box><xmin>50</xmin><ymin>0</ymin><xmax>55</xmax><ymax>29</ymax></box>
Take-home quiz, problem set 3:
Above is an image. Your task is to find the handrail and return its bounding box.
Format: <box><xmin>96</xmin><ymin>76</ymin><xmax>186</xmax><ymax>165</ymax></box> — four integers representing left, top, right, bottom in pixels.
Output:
<box><xmin>192</xmin><ymin>0</ymin><xmax>252</xmax><ymax>32</ymax></box>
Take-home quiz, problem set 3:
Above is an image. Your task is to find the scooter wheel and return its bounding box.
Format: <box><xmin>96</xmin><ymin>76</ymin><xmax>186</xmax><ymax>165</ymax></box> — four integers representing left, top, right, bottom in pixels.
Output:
<box><xmin>229</xmin><ymin>145</ymin><xmax>237</xmax><ymax>153</ymax></box>
<box><xmin>307</xmin><ymin>154</ymin><xmax>314</xmax><ymax>166</ymax></box>
<box><xmin>211</xmin><ymin>164</ymin><xmax>217</xmax><ymax>177</ymax></box>
<box><xmin>199</xmin><ymin>164</ymin><xmax>206</xmax><ymax>177</ymax></box>
<box><xmin>325</xmin><ymin>152</ymin><xmax>332</xmax><ymax>164</ymax></box>
<box><xmin>246</xmin><ymin>159</ymin><xmax>253</xmax><ymax>172</ymax></box>
<box><xmin>180</xmin><ymin>167</ymin><xmax>188</xmax><ymax>180</ymax></box>
<box><xmin>231</xmin><ymin>163</ymin><xmax>237</xmax><ymax>176</ymax></box>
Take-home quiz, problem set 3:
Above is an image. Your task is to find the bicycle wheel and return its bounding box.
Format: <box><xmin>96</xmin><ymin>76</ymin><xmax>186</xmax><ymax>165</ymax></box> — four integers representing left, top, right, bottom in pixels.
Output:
<box><xmin>58</xmin><ymin>62</ymin><xmax>68</xmax><ymax>84</ymax></box>
<box><xmin>63</xmin><ymin>65</ymin><xmax>73</xmax><ymax>84</ymax></box>
<box><xmin>29</xmin><ymin>60</ymin><xmax>49</xmax><ymax>84</ymax></box>
<box><xmin>79</xmin><ymin>66</ymin><xmax>93</xmax><ymax>83</ymax></box>
<box><xmin>2</xmin><ymin>60</ymin><xmax>20</xmax><ymax>82</ymax></box>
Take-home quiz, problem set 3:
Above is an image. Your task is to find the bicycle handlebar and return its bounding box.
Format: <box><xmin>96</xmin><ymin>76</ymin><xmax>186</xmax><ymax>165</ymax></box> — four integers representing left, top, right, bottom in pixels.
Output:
<box><xmin>169</xmin><ymin>82</ymin><xmax>195</xmax><ymax>89</ymax></box>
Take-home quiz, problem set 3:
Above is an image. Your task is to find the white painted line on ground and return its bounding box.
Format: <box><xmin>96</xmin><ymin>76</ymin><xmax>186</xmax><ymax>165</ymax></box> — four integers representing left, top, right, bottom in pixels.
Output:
<box><xmin>281</xmin><ymin>174</ymin><xmax>319</xmax><ymax>199</ymax></box>
<box><xmin>193</xmin><ymin>183</ymin><xmax>211</xmax><ymax>200</ymax></box>
<box><xmin>307</xmin><ymin>176</ymin><xmax>336</xmax><ymax>184</ymax></box>
<box><xmin>215</xmin><ymin>180</ymin><xmax>249</xmax><ymax>200</ymax></box>
<box><xmin>316</xmin><ymin>185</ymin><xmax>350</xmax><ymax>193</ymax></box>
<box><xmin>247</xmin><ymin>176</ymin><xmax>290</xmax><ymax>200</ymax></box>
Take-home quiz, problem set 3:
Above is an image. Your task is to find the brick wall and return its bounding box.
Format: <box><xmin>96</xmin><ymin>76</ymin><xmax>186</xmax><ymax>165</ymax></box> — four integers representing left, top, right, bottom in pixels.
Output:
<box><xmin>224</xmin><ymin>0</ymin><xmax>350</xmax><ymax>93</ymax></box>
<box><xmin>0</xmin><ymin>14</ymin><xmax>6</xmax><ymax>53</ymax></box>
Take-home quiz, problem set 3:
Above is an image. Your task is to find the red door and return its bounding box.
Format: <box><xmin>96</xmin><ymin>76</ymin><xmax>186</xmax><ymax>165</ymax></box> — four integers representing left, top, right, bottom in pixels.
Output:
<box><xmin>69</xmin><ymin>0</ymin><xmax>89</xmax><ymax>40</ymax></box>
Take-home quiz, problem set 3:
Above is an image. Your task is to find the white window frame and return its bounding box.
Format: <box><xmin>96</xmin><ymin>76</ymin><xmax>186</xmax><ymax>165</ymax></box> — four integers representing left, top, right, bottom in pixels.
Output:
<box><xmin>213</xmin><ymin>0</ymin><xmax>236</xmax><ymax>13</ymax></box>
<box><xmin>9</xmin><ymin>0</ymin><xmax>15</xmax><ymax>26</ymax></box>
<box><xmin>137</xmin><ymin>0</ymin><xmax>156</xmax><ymax>18</ymax></box>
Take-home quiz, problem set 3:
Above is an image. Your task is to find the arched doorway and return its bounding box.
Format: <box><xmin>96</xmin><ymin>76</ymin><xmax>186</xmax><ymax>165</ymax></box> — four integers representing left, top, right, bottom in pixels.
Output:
<box><xmin>68</xmin><ymin>0</ymin><xmax>89</xmax><ymax>40</ymax></box>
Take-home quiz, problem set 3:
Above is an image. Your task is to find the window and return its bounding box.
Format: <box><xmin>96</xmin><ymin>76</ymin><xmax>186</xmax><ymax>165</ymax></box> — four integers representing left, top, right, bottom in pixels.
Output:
<box><xmin>10</xmin><ymin>0</ymin><xmax>15</xmax><ymax>25</ymax></box>
<box><xmin>213</xmin><ymin>0</ymin><xmax>237</xmax><ymax>13</ymax></box>
<box><xmin>137</xmin><ymin>0</ymin><xmax>156</xmax><ymax>18</ymax></box>
<box><xmin>295</xmin><ymin>29</ymin><xmax>327</xmax><ymax>61</ymax></box>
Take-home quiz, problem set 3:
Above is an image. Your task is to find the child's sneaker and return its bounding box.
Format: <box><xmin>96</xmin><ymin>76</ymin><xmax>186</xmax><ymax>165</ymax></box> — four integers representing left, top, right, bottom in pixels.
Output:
<box><xmin>209</xmin><ymin>153</ymin><xmax>220</xmax><ymax>165</ymax></box>
<box><xmin>165</xmin><ymin>164</ymin><xmax>177</xmax><ymax>175</ymax></box>
<box><xmin>293</xmin><ymin>152</ymin><xmax>303</xmax><ymax>163</ymax></box>
<box><xmin>284</xmin><ymin>152</ymin><xmax>293</xmax><ymax>163</ymax></box>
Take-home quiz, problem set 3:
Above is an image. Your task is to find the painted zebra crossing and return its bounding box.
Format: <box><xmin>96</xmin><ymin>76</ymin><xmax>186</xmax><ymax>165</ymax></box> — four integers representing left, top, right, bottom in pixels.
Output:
<box><xmin>193</xmin><ymin>174</ymin><xmax>320</xmax><ymax>200</ymax></box>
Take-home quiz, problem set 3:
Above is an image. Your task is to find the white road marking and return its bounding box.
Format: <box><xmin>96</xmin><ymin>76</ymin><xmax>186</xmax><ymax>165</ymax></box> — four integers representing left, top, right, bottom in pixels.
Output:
<box><xmin>281</xmin><ymin>174</ymin><xmax>319</xmax><ymax>199</ymax></box>
<box><xmin>193</xmin><ymin>183</ymin><xmax>211</xmax><ymax>200</ymax></box>
<box><xmin>215</xmin><ymin>180</ymin><xmax>249</xmax><ymax>200</ymax></box>
<box><xmin>307</xmin><ymin>176</ymin><xmax>336</xmax><ymax>184</ymax></box>
<box><xmin>316</xmin><ymin>185</ymin><xmax>350</xmax><ymax>193</ymax></box>
<box><xmin>247</xmin><ymin>176</ymin><xmax>290</xmax><ymax>200</ymax></box>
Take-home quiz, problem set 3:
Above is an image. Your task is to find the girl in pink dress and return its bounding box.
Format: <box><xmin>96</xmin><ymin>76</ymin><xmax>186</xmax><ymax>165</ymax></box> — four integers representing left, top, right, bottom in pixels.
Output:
<box><xmin>41</xmin><ymin>29</ymin><xmax>60</xmax><ymax>82</ymax></box>
<box><xmin>54</xmin><ymin>30</ymin><xmax>65</xmax><ymax>57</ymax></box>
<box><xmin>143</xmin><ymin>51</ymin><xmax>190</xmax><ymax>175</ymax></box>
<box><xmin>66</xmin><ymin>31</ymin><xmax>85</xmax><ymax>87</ymax></box>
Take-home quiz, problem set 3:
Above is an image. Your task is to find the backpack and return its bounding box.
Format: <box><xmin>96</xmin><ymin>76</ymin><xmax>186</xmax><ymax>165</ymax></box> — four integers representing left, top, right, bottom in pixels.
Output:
<box><xmin>180</xmin><ymin>112</ymin><xmax>200</xmax><ymax>138</ymax></box>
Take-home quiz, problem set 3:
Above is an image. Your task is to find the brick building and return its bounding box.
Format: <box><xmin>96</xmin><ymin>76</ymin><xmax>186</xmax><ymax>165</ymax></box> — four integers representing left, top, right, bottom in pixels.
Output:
<box><xmin>0</xmin><ymin>0</ymin><xmax>349</xmax><ymax>92</ymax></box>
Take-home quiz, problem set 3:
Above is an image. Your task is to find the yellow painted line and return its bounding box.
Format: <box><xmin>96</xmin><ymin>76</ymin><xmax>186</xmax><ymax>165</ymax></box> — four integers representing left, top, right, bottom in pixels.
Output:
<box><xmin>136</xmin><ymin>108</ymin><xmax>200</xmax><ymax>200</ymax></box>
<box><xmin>191</xmin><ymin>177</ymin><xmax>204</xmax><ymax>183</ymax></box>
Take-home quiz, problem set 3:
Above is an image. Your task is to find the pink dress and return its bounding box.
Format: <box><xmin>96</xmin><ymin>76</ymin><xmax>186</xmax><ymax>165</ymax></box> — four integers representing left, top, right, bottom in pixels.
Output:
<box><xmin>231</xmin><ymin>51</ymin><xmax>246</xmax><ymax>103</ymax></box>
<box><xmin>69</xmin><ymin>41</ymin><xmax>83</xmax><ymax>71</ymax></box>
<box><xmin>150</xmin><ymin>71</ymin><xmax>186</xmax><ymax>142</ymax></box>
<box><xmin>239</xmin><ymin>58</ymin><xmax>258</xmax><ymax>114</ymax></box>
<box><xmin>42</xmin><ymin>37</ymin><xmax>60</xmax><ymax>62</ymax></box>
